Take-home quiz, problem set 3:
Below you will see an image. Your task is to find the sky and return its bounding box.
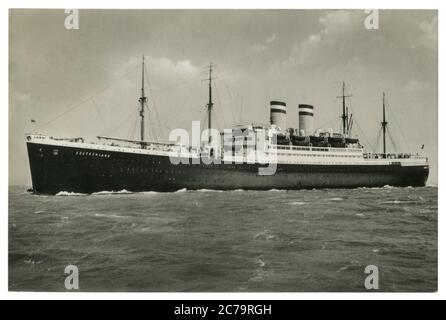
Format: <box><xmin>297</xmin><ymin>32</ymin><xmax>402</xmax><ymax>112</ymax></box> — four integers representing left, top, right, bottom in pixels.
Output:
<box><xmin>9</xmin><ymin>9</ymin><xmax>438</xmax><ymax>185</ymax></box>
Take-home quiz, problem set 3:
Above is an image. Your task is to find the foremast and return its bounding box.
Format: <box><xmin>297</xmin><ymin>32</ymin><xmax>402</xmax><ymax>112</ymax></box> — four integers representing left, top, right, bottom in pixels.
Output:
<box><xmin>206</xmin><ymin>63</ymin><xmax>214</xmax><ymax>144</ymax></box>
<box><xmin>337</xmin><ymin>81</ymin><xmax>352</xmax><ymax>136</ymax></box>
<box><xmin>381</xmin><ymin>92</ymin><xmax>388</xmax><ymax>157</ymax></box>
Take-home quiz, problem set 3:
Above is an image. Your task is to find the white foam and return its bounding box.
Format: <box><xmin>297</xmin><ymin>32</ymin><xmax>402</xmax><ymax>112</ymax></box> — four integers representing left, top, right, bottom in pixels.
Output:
<box><xmin>196</xmin><ymin>189</ymin><xmax>223</xmax><ymax>193</ymax></box>
<box><xmin>380</xmin><ymin>200</ymin><xmax>402</xmax><ymax>204</ymax></box>
<box><xmin>92</xmin><ymin>189</ymin><xmax>132</xmax><ymax>195</ymax></box>
<box><xmin>257</xmin><ymin>258</ymin><xmax>266</xmax><ymax>268</ymax></box>
<box><xmin>55</xmin><ymin>191</ymin><xmax>87</xmax><ymax>196</ymax></box>
<box><xmin>357</xmin><ymin>186</ymin><xmax>382</xmax><ymax>190</ymax></box>
<box><xmin>94</xmin><ymin>213</ymin><xmax>126</xmax><ymax>219</ymax></box>
<box><xmin>328</xmin><ymin>197</ymin><xmax>343</xmax><ymax>201</ymax></box>
<box><xmin>288</xmin><ymin>201</ymin><xmax>306</xmax><ymax>206</ymax></box>
<box><xmin>175</xmin><ymin>188</ymin><xmax>188</xmax><ymax>193</ymax></box>
<box><xmin>139</xmin><ymin>191</ymin><xmax>160</xmax><ymax>195</ymax></box>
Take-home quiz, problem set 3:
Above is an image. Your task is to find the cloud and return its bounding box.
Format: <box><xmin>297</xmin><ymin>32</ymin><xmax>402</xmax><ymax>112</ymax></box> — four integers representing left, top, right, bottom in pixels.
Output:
<box><xmin>248</xmin><ymin>33</ymin><xmax>278</xmax><ymax>54</ymax></box>
<box><xmin>288</xmin><ymin>34</ymin><xmax>321</xmax><ymax>65</ymax></box>
<box><xmin>113</xmin><ymin>56</ymin><xmax>139</xmax><ymax>78</ymax></box>
<box><xmin>148</xmin><ymin>57</ymin><xmax>200</xmax><ymax>79</ymax></box>
<box><xmin>417</xmin><ymin>16</ymin><xmax>437</xmax><ymax>50</ymax></box>
<box><xmin>12</xmin><ymin>91</ymin><xmax>32</xmax><ymax>104</ymax></box>
<box><xmin>286</xmin><ymin>10</ymin><xmax>354</xmax><ymax>67</ymax></box>
<box><xmin>319</xmin><ymin>10</ymin><xmax>352</xmax><ymax>35</ymax></box>
<box><xmin>249</xmin><ymin>44</ymin><xmax>267</xmax><ymax>53</ymax></box>
<box><xmin>265</xmin><ymin>33</ymin><xmax>277</xmax><ymax>43</ymax></box>
<box><xmin>405</xmin><ymin>78</ymin><xmax>425</xmax><ymax>93</ymax></box>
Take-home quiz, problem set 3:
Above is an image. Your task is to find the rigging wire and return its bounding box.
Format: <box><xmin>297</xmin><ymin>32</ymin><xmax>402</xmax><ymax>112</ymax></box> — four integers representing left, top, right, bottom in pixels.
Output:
<box><xmin>213</xmin><ymin>81</ymin><xmax>226</xmax><ymax>130</ymax></box>
<box><xmin>318</xmin><ymin>116</ymin><xmax>340</xmax><ymax>132</ymax></box>
<box><xmin>372</xmin><ymin>129</ymin><xmax>382</xmax><ymax>153</ymax></box>
<box><xmin>220</xmin><ymin>78</ymin><xmax>237</xmax><ymax>125</ymax></box>
<box><xmin>129</xmin><ymin>112</ymin><xmax>139</xmax><ymax>141</ymax></box>
<box><xmin>201</xmin><ymin>107</ymin><xmax>209</xmax><ymax>132</ymax></box>
<box><xmin>144</xmin><ymin>101</ymin><xmax>160</xmax><ymax>142</ymax></box>
<box><xmin>90</xmin><ymin>97</ymin><xmax>106</xmax><ymax>131</ymax></box>
<box><xmin>387</xmin><ymin>128</ymin><xmax>399</xmax><ymax>154</ymax></box>
<box><xmin>144</xmin><ymin>62</ymin><xmax>168</xmax><ymax>140</ymax></box>
<box><xmin>34</xmin><ymin>63</ymin><xmax>139</xmax><ymax>131</ymax></box>
<box><xmin>386</xmin><ymin>100</ymin><xmax>410</xmax><ymax>151</ymax></box>
<box><xmin>100</xmin><ymin>109</ymin><xmax>136</xmax><ymax>137</ymax></box>
<box><xmin>34</xmin><ymin>96</ymin><xmax>92</xmax><ymax>131</ymax></box>
<box><xmin>239</xmin><ymin>96</ymin><xmax>244</xmax><ymax>124</ymax></box>
<box><xmin>353</xmin><ymin>120</ymin><xmax>375</xmax><ymax>151</ymax></box>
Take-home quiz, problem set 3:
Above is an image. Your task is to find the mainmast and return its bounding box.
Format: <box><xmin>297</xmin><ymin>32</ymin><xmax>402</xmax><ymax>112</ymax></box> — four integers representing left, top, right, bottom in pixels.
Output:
<box><xmin>206</xmin><ymin>63</ymin><xmax>214</xmax><ymax>143</ymax></box>
<box><xmin>381</xmin><ymin>92</ymin><xmax>388</xmax><ymax>157</ymax></box>
<box><xmin>337</xmin><ymin>81</ymin><xmax>352</xmax><ymax>135</ymax></box>
<box><xmin>138</xmin><ymin>56</ymin><xmax>148</xmax><ymax>145</ymax></box>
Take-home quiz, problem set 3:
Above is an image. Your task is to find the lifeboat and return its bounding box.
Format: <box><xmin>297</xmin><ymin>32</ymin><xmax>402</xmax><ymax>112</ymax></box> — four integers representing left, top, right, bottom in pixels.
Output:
<box><xmin>310</xmin><ymin>135</ymin><xmax>329</xmax><ymax>147</ymax></box>
<box><xmin>290</xmin><ymin>135</ymin><xmax>310</xmax><ymax>146</ymax></box>
<box><xmin>345</xmin><ymin>137</ymin><xmax>359</xmax><ymax>144</ymax></box>
<box><xmin>328</xmin><ymin>136</ymin><xmax>346</xmax><ymax>148</ymax></box>
<box><xmin>276</xmin><ymin>133</ymin><xmax>290</xmax><ymax>145</ymax></box>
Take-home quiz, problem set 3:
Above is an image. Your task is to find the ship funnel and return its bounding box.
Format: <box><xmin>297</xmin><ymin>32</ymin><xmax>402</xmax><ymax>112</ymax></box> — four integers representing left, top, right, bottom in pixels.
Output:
<box><xmin>270</xmin><ymin>101</ymin><xmax>287</xmax><ymax>131</ymax></box>
<box><xmin>298</xmin><ymin>104</ymin><xmax>314</xmax><ymax>136</ymax></box>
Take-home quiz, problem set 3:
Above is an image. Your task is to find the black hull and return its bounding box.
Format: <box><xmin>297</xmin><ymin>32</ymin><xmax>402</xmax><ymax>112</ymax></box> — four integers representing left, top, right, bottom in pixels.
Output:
<box><xmin>26</xmin><ymin>142</ymin><xmax>429</xmax><ymax>194</ymax></box>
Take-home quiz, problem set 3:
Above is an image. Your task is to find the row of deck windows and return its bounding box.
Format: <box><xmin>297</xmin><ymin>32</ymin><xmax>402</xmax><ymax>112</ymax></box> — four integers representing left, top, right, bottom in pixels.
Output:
<box><xmin>75</xmin><ymin>151</ymin><xmax>111</xmax><ymax>158</ymax></box>
<box><xmin>276</xmin><ymin>153</ymin><xmax>361</xmax><ymax>158</ymax></box>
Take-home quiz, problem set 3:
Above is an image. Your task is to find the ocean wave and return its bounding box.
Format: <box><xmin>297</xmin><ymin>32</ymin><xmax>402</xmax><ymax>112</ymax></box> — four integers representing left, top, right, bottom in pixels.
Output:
<box><xmin>139</xmin><ymin>191</ymin><xmax>160</xmax><ymax>195</ymax></box>
<box><xmin>358</xmin><ymin>185</ymin><xmax>434</xmax><ymax>190</ymax></box>
<box><xmin>24</xmin><ymin>259</ymin><xmax>42</xmax><ymax>265</ymax></box>
<box><xmin>357</xmin><ymin>186</ymin><xmax>388</xmax><ymax>190</ymax></box>
<box><xmin>379</xmin><ymin>200</ymin><xmax>420</xmax><ymax>205</ymax></box>
<box><xmin>336</xmin><ymin>260</ymin><xmax>361</xmax><ymax>273</ymax></box>
<box><xmin>55</xmin><ymin>191</ymin><xmax>87</xmax><ymax>196</ymax></box>
<box><xmin>381</xmin><ymin>200</ymin><xmax>402</xmax><ymax>204</ymax></box>
<box><xmin>196</xmin><ymin>189</ymin><xmax>224</xmax><ymax>193</ymax></box>
<box><xmin>327</xmin><ymin>197</ymin><xmax>343</xmax><ymax>201</ymax></box>
<box><xmin>256</xmin><ymin>257</ymin><xmax>266</xmax><ymax>268</ymax></box>
<box><xmin>254</xmin><ymin>230</ymin><xmax>276</xmax><ymax>241</ymax></box>
<box><xmin>175</xmin><ymin>188</ymin><xmax>188</xmax><ymax>193</ymax></box>
<box><xmin>94</xmin><ymin>213</ymin><xmax>127</xmax><ymax>219</ymax></box>
<box><xmin>288</xmin><ymin>201</ymin><xmax>306</xmax><ymax>205</ymax></box>
<box><xmin>92</xmin><ymin>189</ymin><xmax>132</xmax><ymax>195</ymax></box>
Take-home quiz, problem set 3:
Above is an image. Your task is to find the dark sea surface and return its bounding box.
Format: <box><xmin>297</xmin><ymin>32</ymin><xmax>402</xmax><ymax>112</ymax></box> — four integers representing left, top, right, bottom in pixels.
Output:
<box><xmin>9</xmin><ymin>186</ymin><xmax>437</xmax><ymax>292</ymax></box>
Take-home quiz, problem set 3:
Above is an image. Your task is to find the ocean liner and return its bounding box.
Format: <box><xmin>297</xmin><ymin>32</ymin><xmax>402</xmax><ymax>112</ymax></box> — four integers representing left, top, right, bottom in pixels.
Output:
<box><xmin>26</xmin><ymin>58</ymin><xmax>429</xmax><ymax>194</ymax></box>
